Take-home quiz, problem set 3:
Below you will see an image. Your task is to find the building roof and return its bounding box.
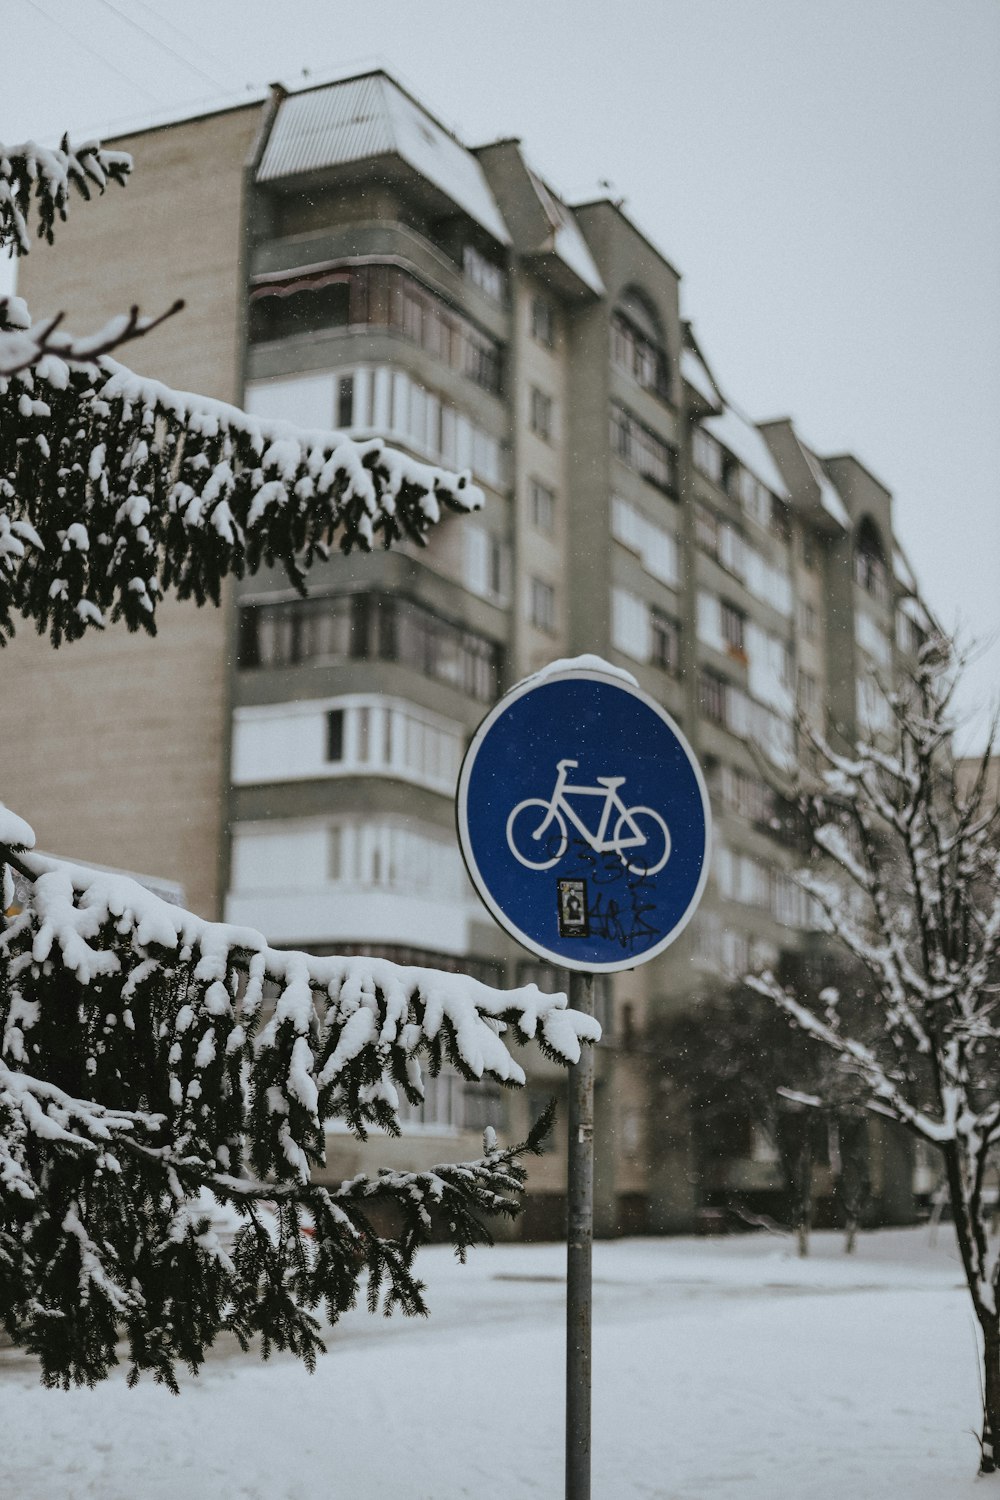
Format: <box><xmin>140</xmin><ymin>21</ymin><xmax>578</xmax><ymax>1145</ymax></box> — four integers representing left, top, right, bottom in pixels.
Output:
<box><xmin>704</xmin><ymin>404</ymin><xmax>790</xmax><ymax>499</ymax></box>
<box><xmin>800</xmin><ymin>443</ymin><xmax>851</xmax><ymax>530</ymax></box>
<box><xmin>256</xmin><ymin>73</ymin><xmax>510</xmax><ymax>245</ymax></box>
<box><xmin>680</xmin><ymin>346</ymin><xmax>720</xmax><ymax>408</ymax></box>
<box><xmin>525</xmin><ymin>167</ymin><xmax>604</xmax><ymax>294</ymax></box>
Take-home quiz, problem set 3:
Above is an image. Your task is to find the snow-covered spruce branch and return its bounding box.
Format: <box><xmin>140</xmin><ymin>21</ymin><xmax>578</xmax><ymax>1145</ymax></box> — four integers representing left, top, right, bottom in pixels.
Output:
<box><xmin>0</xmin><ymin>137</ymin><xmax>131</xmax><ymax>255</ymax></box>
<box><xmin>0</xmin><ymin>354</ymin><xmax>483</xmax><ymax>645</ymax></box>
<box><xmin>0</xmin><ymin>293</ymin><xmax>185</xmax><ymax>377</ymax></box>
<box><xmin>1</xmin><ymin>841</ymin><xmax>596</xmax><ymax>1153</ymax></box>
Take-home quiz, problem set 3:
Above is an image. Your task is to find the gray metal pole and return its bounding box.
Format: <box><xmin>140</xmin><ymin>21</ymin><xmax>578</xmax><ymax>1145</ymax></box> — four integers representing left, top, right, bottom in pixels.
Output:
<box><xmin>566</xmin><ymin>969</ymin><xmax>595</xmax><ymax>1500</ymax></box>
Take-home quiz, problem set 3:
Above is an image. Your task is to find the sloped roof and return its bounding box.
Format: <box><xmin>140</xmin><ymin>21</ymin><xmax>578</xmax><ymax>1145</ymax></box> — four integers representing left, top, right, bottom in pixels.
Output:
<box><xmin>525</xmin><ymin>167</ymin><xmax>604</xmax><ymax>293</ymax></box>
<box><xmin>681</xmin><ymin>346</ymin><xmax>721</xmax><ymax>408</ymax></box>
<box><xmin>704</xmin><ymin>404</ymin><xmax>790</xmax><ymax>499</ymax></box>
<box><xmin>257</xmin><ymin>73</ymin><xmax>510</xmax><ymax>244</ymax></box>
<box><xmin>800</xmin><ymin>443</ymin><xmax>851</xmax><ymax>530</ymax></box>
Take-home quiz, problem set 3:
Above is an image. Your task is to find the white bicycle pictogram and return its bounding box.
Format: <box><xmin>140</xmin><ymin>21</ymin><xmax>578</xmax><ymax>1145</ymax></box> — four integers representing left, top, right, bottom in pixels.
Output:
<box><xmin>506</xmin><ymin>759</ymin><xmax>671</xmax><ymax>875</ymax></box>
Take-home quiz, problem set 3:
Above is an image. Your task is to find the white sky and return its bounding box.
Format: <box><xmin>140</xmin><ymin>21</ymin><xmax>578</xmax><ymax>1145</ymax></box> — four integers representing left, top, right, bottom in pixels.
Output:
<box><xmin>5</xmin><ymin>0</ymin><xmax>999</xmax><ymax>749</ymax></box>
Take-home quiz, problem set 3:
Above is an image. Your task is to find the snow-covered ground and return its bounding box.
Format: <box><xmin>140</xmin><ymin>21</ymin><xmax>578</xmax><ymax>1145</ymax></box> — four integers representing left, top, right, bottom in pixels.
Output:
<box><xmin>0</xmin><ymin>1226</ymin><xmax>985</xmax><ymax>1499</ymax></box>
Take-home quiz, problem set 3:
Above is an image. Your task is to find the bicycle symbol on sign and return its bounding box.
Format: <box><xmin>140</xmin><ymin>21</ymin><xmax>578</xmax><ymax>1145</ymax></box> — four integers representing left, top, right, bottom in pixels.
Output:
<box><xmin>506</xmin><ymin>759</ymin><xmax>671</xmax><ymax>875</ymax></box>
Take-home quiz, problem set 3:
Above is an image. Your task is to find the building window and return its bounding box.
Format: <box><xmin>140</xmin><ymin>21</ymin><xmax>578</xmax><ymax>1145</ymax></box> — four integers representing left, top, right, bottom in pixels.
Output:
<box><xmin>529</xmin><ymin>578</ymin><xmax>557</xmax><ymax>634</ymax></box>
<box><xmin>325</xmin><ymin>708</ymin><xmax>345</xmax><ymax>762</ymax></box>
<box><xmin>529</xmin><ymin>479</ymin><xmax>556</xmax><ymax>534</ymax></box>
<box><xmin>796</xmin><ymin>600</ymin><xmax>819</xmax><ymax>641</ymax></box>
<box><xmin>720</xmin><ymin>601</ymin><xmax>746</xmax><ymax>655</ymax></box>
<box><xmin>798</xmin><ymin>670</ymin><xmax>823</xmax><ymax>726</ymax></box>
<box><xmin>238</xmin><ymin>592</ymin><xmax>503</xmax><ymax>702</ymax></box>
<box><xmin>611</xmin><ymin>310</ymin><xmax>671</xmax><ymax>401</ymax></box>
<box><xmin>531</xmin><ymin>294</ymin><xmax>555</xmax><ymax>349</ymax></box>
<box><xmin>611</xmin><ymin>588</ymin><xmax>651</xmax><ymax>662</ymax></box>
<box><xmin>700</xmin><ymin>671</ymin><xmax>727</xmax><ymax>726</ymax></box>
<box><xmin>464</xmin><ymin>525</ymin><xmax>511</xmax><ymax>604</ymax></box>
<box><xmin>650</xmin><ymin>609</ymin><xmax>680</xmax><ymax>674</ymax></box>
<box><xmin>693</xmin><ymin>428</ymin><xmax>724</xmax><ymax>485</ymax></box>
<box><xmin>611</xmin><ymin>496</ymin><xmax>679</xmax><ymax>586</ymax></box>
<box><xmin>530</xmin><ymin>387</ymin><xmax>554</xmax><ymax>442</ymax></box>
<box><xmin>609</xmin><ymin>404</ymin><xmax>677</xmax><ymax>493</ymax></box>
<box><xmin>718</xmin><ymin>763</ymin><xmax>776</xmax><ymax>826</ymax></box>
<box><xmin>336</xmin><ymin>374</ymin><xmax>354</xmax><ymax>429</ymax></box>
<box><xmin>463</xmin><ymin>244</ymin><xmax>506</xmax><ymax>304</ymax></box>
<box><xmin>248</xmin><ymin>364</ymin><xmax>504</xmax><ymax>488</ymax></box>
<box><xmin>854</xmin><ymin>520</ymin><xmax>892</xmax><ymax>608</ymax></box>
<box><xmin>249</xmin><ymin>263</ymin><xmax>502</xmax><ymax>395</ymax></box>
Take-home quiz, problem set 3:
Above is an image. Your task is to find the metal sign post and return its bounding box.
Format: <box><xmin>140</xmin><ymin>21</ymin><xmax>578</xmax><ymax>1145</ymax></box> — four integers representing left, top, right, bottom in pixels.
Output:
<box><xmin>456</xmin><ymin>661</ymin><xmax>712</xmax><ymax>1500</ymax></box>
<box><xmin>566</xmin><ymin>968</ymin><xmax>594</xmax><ymax>1500</ymax></box>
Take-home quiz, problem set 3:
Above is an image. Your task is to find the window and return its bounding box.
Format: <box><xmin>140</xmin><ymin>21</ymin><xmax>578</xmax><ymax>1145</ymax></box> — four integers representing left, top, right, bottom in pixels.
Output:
<box><xmin>700</xmin><ymin>671</ymin><xmax>727</xmax><ymax>726</ymax></box>
<box><xmin>796</xmin><ymin>600</ymin><xmax>819</xmax><ymax>641</ymax></box>
<box><xmin>719</xmin><ymin>764</ymin><xmax>776</xmax><ymax>825</ymax></box>
<box><xmin>693</xmin><ymin>428</ymin><xmax>724</xmax><ymax>485</ymax></box>
<box><xmin>698</xmin><ymin>671</ymin><xmax>794</xmax><ymax>767</ymax></box>
<box><xmin>249</xmin><ymin>264</ymin><xmax>503</xmax><ymax>395</ymax></box>
<box><xmin>248</xmin><ymin>365</ymin><xmax>504</xmax><ymax>488</ymax></box>
<box><xmin>720</xmin><ymin>601</ymin><xmax>746</xmax><ymax>655</ymax></box>
<box><xmin>798</xmin><ymin>670</ymin><xmax>822</xmax><ymax>725</ymax></box>
<box><xmin>855</xmin><ymin>610</ymin><xmax>892</xmax><ymax>668</ymax></box>
<box><xmin>610</xmin><ymin>311</ymin><xmax>670</xmax><ymax>401</ymax></box>
<box><xmin>464</xmin><ymin>525</ymin><xmax>510</xmax><ymax>604</ymax></box>
<box><xmin>238</xmin><ymin>593</ymin><xmax>503</xmax><ymax>702</ymax></box>
<box><xmin>609</xmin><ymin>404</ymin><xmax>677</xmax><ymax>493</ymax></box>
<box><xmin>695</xmin><ymin>504</ymin><xmax>719</xmax><ymax>553</ymax></box>
<box><xmin>531</xmin><ymin>295</ymin><xmax>555</xmax><ymax>349</ymax></box>
<box><xmin>650</xmin><ymin>609</ymin><xmax>680</xmax><ymax>674</ymax></box>
<box><xmin>529</xmin><ymin>578</ymin><xmax>557</xmax><ymax>634</ymax></box>
<box><xmin>611</xmin><ymin>496</ymin><xmax>679</xmax><ymax>586</ymax></box>
<box><xmin>463</xmin><ymin>244</ymin><xmax>506</xmax><ymax>303</ymax></box>
<box><xmin>611</xmin><ymin>588</ymin><xmax>651</xmax><ymax>662</ymax></box>
<box><xmin>854</xmin><ymin>520</ymin><xmax>892</xmax><ymax>608</ymax></box>
<box><xmin>336</xmin><ymin>375</ymin><xmax>354</xmax><ymax>429</ymax></box>
<box><xmin>325</xmin><ymin>709</ymin><xmax>344</xmax><ymax>762</ymax></box>
<box><xmin>856</xmin><ymin>674</ymin><xmax>892</xmax><ymax>734</ymax></box>
<box><xmin>530</xmin><ymin>387</ymin><xmax>554</xmax><ymax>442</ymax></box>
<box><xmin>529</xmin><ymin>479</ymin><xmax>556</xmax><ymax>534</ymax></box>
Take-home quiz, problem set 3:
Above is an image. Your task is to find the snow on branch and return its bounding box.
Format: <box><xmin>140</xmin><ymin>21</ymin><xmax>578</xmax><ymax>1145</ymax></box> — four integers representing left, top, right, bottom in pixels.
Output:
<box><xmin>0</xmin><ymin>809</ymin><xmax>595</xmax><ymax>1386</ymax></box>
<box><xmin>0</xmin><ymin>353</ymin><xmax>484</xmax><ymax>644</ymax></box>
<box><xmin>0</xmin><ymin>293</ymin><xmax>184</xmax><ymax>377</ymax></box>
<box><xmin>0</xmin><ymin>137</ymin><xmax>131</xmax><ymax>255</ymax></box>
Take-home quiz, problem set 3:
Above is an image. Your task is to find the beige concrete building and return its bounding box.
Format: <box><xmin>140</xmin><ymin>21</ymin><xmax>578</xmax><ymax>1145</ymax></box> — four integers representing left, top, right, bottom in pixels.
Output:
<box><xmin>6</xmin><ymin>71</ymin><xmax>937</xmax><ymax>1234</ymax></box>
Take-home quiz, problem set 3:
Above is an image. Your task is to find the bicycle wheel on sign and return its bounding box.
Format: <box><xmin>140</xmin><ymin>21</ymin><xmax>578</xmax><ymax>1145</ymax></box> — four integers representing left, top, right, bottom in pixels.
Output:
<box><xmin>616</xmin><ymin>805</ymin><xmax>671</xmax><ymax>876</ymax></box>
<box><xmin>506</xmin><ymin>800</ymin><xmax>568</xmax><ymax>870</ymax></box>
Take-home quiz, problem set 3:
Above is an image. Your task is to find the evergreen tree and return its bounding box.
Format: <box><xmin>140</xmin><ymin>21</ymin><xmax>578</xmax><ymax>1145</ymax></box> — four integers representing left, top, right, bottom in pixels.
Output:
<box><xmin>0</xmin><ymin>133</ymin><xmax>599</xmax><ymax>1390</ymax></box>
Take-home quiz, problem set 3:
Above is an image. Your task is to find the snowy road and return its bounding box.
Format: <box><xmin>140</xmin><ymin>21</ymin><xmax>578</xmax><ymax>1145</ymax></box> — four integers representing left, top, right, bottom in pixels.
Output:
<box><xmin>0</xmin><ymin>1228</ymin><xmax>985</xmax><ymax>1499</ymax></box>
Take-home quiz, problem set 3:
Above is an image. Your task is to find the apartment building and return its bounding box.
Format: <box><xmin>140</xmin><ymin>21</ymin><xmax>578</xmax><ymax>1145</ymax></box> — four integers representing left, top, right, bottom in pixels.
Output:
<box><xmin>8</xmin><ymin>71</ymin><xmax>936</xmax><ymax>1234</ymax></box>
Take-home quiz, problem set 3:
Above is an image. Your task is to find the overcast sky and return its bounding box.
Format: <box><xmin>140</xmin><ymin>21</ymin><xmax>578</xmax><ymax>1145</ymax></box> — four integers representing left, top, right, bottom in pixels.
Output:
<box><xmin>5</xmin><ymin>0</ymin><xmax>999</xmax><ymax>749</ymax></box>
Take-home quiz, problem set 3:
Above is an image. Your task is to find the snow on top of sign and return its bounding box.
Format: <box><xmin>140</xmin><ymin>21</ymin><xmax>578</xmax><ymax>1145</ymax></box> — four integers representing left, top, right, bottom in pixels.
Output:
<box><xmin>516</xmin><ymin>654</ymin><xmax>639</xmax><ymax>690</ymax></box>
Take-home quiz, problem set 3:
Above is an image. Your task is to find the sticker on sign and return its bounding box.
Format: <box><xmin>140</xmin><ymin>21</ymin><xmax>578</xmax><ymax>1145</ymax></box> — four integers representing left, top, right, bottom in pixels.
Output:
<box><xmin>456</xmin><ymin>659</ymin><xmax>712</xmax><ymax>972</ymax></box>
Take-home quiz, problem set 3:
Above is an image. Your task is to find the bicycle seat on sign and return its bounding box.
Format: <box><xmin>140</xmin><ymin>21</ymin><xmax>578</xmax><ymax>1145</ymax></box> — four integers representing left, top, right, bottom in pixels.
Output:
<box><xmin>596</xmin><ymin>776</ymin><xmax>626</xmax><ymax>788</ymax></box>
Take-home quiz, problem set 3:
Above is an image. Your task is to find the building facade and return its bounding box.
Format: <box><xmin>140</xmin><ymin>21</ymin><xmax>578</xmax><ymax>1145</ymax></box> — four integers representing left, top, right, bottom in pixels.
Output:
<box><xmin>9</xmin><ymin>71</ymin><xmax>936</xmax><ymax>1234</ymax></box>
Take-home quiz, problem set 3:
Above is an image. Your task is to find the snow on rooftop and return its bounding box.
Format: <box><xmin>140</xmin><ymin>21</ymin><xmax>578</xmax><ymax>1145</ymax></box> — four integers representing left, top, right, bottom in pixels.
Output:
<box><xmin>800</xmin><ymin>443</ymin><xmax>851</xmax><ymax>530</ymax></box>
<box><xmin>680</xmin><ymin>347</ymin><xmax>720</xmax><ymax>408</ymax></box>
<box><xmin>893</xmin><ymin>547</ymin><xmax>917</xmax><ymax>591</ymax></box>
<box><xmin>526</xmin><ymin>168</ymin><xmax>604</xmax><ymax>294</ymax></box>
<box><xmin>704</xmin><ymin>404</ymin><xmax>789</xmax><ymax>499</ymax></box>
<box><xmin>257</xmin><ymin>74</ymin><xmax>510</xmax><ymax>245</ymax></box>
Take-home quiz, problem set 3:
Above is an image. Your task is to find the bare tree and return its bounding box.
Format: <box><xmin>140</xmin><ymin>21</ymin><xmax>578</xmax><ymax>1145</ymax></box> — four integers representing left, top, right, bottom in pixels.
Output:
<box><xmin>750</xmin><ymin>639</ymin><xmax>1000</xmax><ymax>1474</ymax></box>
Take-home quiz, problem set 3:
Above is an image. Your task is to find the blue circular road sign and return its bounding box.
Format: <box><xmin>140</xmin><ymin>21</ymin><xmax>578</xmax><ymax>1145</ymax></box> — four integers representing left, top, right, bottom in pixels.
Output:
<box><xmin>456</xmin><ymin>663</ymin><xmax>712</xmax><ymax>973</ymax></box>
